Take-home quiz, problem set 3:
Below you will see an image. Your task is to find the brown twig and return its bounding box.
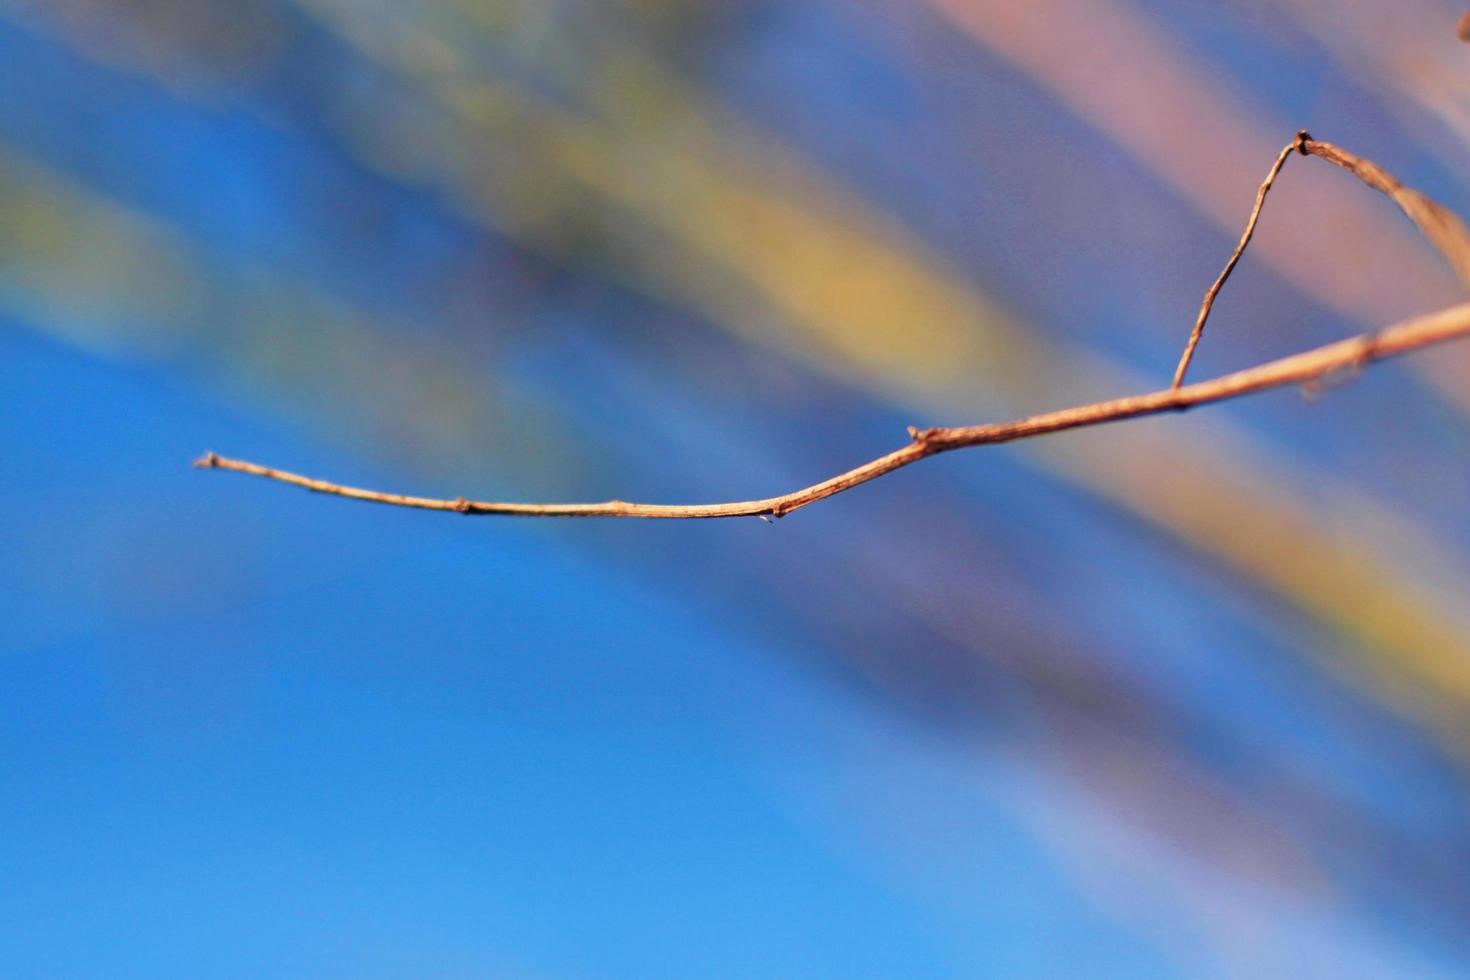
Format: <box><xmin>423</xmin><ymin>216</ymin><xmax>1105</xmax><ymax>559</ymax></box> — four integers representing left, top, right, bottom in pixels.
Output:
<box><xmin>1302</xmin><ymin>137</ymin><xmax>1470</xmax><ymax>288</ymax></box>
<box><xmin>1172</xmin><ymin>132</ymin><xmax>1307</xmax><ymax>389</ymax></box>
<box><xmin>1173</xmin><ymin>133</ymin><xmax>1470</xmax><ymax>387</ymax></box>
<box><xmin>197</xmin><ymin>300</ymin><xmax>1470</xmax><ymax>519</ymax></box>
<box><xmin>198</xmin><ymin>133</ymin><xmax>1470</xmax><ymax>521</ymax></box>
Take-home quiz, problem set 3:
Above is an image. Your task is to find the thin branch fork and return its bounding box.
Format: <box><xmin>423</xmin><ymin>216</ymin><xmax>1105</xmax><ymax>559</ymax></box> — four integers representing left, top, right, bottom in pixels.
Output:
<box><xmin>1172</xmin><ymin>132</ymin><xmax>1470</xmax><ymax>388</ymax></box>
<box><xmin>197</xmin><ymin>133</ymin><xmax>1470</xmax><ymax>520</ymax></box>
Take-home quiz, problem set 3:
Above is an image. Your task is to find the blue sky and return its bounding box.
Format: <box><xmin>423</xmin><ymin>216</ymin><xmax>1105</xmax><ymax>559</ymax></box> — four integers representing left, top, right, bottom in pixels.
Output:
<box><xmin>5</xmin><ymin>2</ymin><xmax>1470</xmax><ymax>976</ymax></box>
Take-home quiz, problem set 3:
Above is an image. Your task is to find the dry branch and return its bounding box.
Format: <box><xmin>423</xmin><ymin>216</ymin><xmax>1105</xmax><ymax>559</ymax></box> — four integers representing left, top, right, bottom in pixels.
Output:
<box><xmin>1171</xmin><ymin>133</ymin><xmax>1303</xmax><ymax>388</ymax></box>
<box><xmin>196</xmin><ymin>134</ymin><xmax>1470</xmax><ymax>520</ymax></box>
<box><xmin>1174</xmin><ymin>133</ymin><xmax>1470</xmax><ymax>387</ymax></box>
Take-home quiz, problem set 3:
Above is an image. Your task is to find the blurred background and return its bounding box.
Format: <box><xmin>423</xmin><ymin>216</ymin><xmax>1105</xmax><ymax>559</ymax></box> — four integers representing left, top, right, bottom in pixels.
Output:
<box><xmin>4</xmin><ymin>1</ymin><xmax>1470</xmax><ymax>976</ymax></box>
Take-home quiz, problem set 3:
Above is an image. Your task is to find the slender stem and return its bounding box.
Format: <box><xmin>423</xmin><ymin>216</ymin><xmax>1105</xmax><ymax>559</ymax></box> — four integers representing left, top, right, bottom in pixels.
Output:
<box><xmin>199</xmin><ymin>132</ymin><xmax>1470</xmax><ymax>520</ymax></box>
<box><xmin>1172</xmin><ymin>133</ymin><xmax>1303</xmax><ymax>389</ymax></box>
<box><xmin>196</xmin><ymin>300</ymin><xmax>1470</xmax><ymax>519</ymax></box>
<box><xmin>1173</xmin><ymin>132</ymin><xmax>1470</xmax><ymax>388</ymax></box>
<box><xmin>1302</xmin><ymin>137</ymin><xmax>1470</xmax><ymax>288</ymax></box>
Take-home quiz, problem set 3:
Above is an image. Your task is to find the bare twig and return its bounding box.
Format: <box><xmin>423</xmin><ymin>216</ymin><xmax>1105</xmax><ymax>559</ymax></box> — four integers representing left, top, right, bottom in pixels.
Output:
<box><xmin>1172</xmin><ymin>132</ymin><xmax>1306</xmax><ymax>389</ymax></box>
<box><xmin>197</xmin><ymin>300</ymin><xmax>1470</xmax><ymax>519</ymax></box>
<box><xmin>1302</xmin><ymin>137</ymin><xmax>1470</xmax><ymax>288</ymax></box>
<box><xmin>1172</xmin><ymin>133</ymin><xmax>1470</xmax><ymax>387</ymax></box>
<box><xmin>198</xmin><ymin>133</ymin><xmax>1470</xmax><ymax>521</ymax></box>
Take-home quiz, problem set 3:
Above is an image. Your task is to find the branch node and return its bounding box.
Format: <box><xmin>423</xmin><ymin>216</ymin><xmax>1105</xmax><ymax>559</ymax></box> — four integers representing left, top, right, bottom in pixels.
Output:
<box><xmin>908</xmin><ymin>425</ymin><xmax>938</xmax><ymax>445</ymax></box>
<box><xmin>452</xmin><ymin>497</ymin><xmax>474</xmax><ymax>514</ymax></box>
<box><xmin>1353</xmin><ymin>332</ymin><xmax>1381</xmax><ymax>371</ymax></box>
<box><xmin>193</xmin><ymin>451</ymin><xmax>220</xmax><ymax>470</ymax></box>
<box><xmin>1301</xmin><ymin>337</ymin><xmax>1380</xmax><ymax>403</ymax></box>
<box><xmin>1296</xmin><ymin>129</ymin><xmax>1312</xmax><ymax>155</ymax></box>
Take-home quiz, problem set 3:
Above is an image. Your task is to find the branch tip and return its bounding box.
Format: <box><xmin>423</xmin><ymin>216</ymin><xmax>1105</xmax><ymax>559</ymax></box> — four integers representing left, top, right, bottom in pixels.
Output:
<box><xmin>193</xmin><ymin>451</ymin><xmax>220</xmax><ymax>470</ymax></box>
